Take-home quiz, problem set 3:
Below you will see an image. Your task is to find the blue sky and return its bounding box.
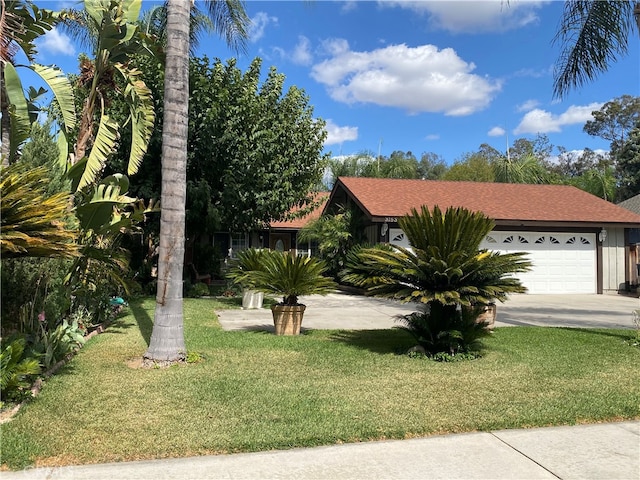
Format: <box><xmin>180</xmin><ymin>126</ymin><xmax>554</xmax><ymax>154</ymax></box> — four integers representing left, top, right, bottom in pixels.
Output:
<box><xmin>33</xmin><ymin>1</ymin><xmax>639</xmax><ymax>164</ymax></box>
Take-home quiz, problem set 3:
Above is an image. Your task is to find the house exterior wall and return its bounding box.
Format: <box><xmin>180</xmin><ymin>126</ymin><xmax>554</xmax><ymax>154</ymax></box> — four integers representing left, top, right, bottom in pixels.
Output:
<box><xmin>364</xmin><ymin>224</ymin><xmax>378</xmax><ymax>245</ymax></box>
<box><xmin>602</xmin><ymin>227</ymin><xmax>626</xmax><ymax>293</ymax></box>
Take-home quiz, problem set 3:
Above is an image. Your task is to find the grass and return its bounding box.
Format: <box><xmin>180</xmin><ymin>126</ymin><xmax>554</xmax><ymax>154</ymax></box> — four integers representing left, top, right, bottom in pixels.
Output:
<box><xmin>1</xmin><ymin>297</ymin><xmax>639</xmax><ymax>470</ymax></box>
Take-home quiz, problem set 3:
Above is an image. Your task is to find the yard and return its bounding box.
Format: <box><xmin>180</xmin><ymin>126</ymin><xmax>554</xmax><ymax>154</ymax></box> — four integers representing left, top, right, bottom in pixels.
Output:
<box><xmin>1</xmin><ymin>297</ymin><xmax>639</xmax><ymax>470</ymax></box>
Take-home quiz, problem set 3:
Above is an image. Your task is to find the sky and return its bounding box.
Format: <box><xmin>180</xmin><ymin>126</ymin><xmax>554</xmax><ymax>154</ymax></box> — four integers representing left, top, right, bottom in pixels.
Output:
<box><xmin>31</xmin><ymin>0</ymin><xmax>640</xmax><ymax>165</ymax></box>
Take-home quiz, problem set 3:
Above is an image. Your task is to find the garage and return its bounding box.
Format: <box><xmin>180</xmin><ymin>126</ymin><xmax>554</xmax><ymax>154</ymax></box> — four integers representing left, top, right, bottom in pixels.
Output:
<box><xmin>480</xmin><ymin>232</ymin><xmax>596</xmax><ymax>294</ymax></box>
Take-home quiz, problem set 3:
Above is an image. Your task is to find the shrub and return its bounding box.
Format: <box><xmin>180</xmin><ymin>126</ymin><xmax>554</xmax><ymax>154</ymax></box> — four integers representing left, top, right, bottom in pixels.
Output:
<box><xmin>397</xmin><ymin>305</ymin><xmax>490</xmax><ymax>356</ymax></box>
<box><xmin>0</xmin><ymin>337</ymin><xmax>41</xmax><ymax>404</ymax></box>
<box><xmin>186</xmin><ymin>282</ymin><xmax>211</xmax><ymax>298</ymax></box>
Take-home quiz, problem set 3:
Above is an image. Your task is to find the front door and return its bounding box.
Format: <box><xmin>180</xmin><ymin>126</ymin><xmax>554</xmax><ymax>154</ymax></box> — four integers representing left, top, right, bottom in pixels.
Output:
<box><xmin>270</xmin><ymin>233</ymin><xmax>291</xmax><ymax>252</ymax></box>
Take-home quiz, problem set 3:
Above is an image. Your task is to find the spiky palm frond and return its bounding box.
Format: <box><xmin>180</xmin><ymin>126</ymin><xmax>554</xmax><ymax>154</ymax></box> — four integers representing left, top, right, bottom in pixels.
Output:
<box><xmin>553</xmin><ymin>0</ymin><xmax>638</xmax><ymax>99</ymax></box>
<box><xmin>0</xmin><ymin>163</ymin><xmax>78</xmax><ymax>259</ymax></box>
<box><xmin>342</xmin><ymin>206</ymin><xmax>532</xmax><ymax>307</ymax></box>
<box><xmin>235</xmin><ymin>250</ymin><xmax>336</xmax><ymax>306</ymax></box>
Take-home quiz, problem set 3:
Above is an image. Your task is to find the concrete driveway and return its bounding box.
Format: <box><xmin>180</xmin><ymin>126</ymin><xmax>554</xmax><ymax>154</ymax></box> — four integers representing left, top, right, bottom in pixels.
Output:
<box><xmin>216</xmin><ymin>291</ymin><xmax>640</xmax><ymax>332</ymax></box>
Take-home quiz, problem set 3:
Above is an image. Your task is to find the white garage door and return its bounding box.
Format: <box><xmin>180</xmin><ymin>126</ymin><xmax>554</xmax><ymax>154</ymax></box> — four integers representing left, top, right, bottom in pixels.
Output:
<box><xmin>480</xmin><ymin>232</ymin><xmax>596</xmax><ymax>294</ymax></box>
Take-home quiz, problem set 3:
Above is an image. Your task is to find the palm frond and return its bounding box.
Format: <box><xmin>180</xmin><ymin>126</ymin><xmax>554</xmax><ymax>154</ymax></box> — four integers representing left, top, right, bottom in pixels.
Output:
<box><xmin>0</xmin><ymin>163</ymin><xmax>78</xmax><ymax>258</ymax></box>
<box><xmin>553</xmin><ymin>0</ymin><xmax>637</xmax><ymax>98</ymax></box>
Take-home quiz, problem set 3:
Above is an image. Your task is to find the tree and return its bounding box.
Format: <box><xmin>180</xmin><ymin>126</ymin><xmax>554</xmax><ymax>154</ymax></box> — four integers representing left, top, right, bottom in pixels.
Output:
<box><xmin>186</xmin><ymin>57</ymin><xmax>328</xmax><ymax>234</ymax></box>
<box><xmin>583</xmin><ymin>95</ymin><xmax>640</xmax><ymax>156</ymax></box>
<box><xmin>379</xmin><ymin>151</ymin><xmax>419</xmax><ymax>179</ymax></box>
<box><xmin>442</xmin><ymin>153</ymin><xmax>495</xmax><ymax>182</ymax></box>
<box><xmin>144</xmin><ymin>0</ymin><xmax>249</xmax><ymax>363</ymax></box>
<box><xmin>341</xmin><ymin>206</ymin><xmax>531</xmax><ymax>356</ymax></box>
<box><xmin>617</xmin><ymin>120</ymin><xmax>640</xmax><ymax>200</ymax></box>
<box><xmin>492</xmin><ymin>153</ymin><xmax>549</xmax><ymax>184</ymax></box>
<box><xmin>418</xmin><ymin>152</ymin><xmax>447</xmax><ymax>180</ymax></box>
<box><xmin>553</xmin><ymin>0</ymin><xmax>640</xmax><ymax>98</ymax></box>
<box><xmin>570</xmin><ymin>165</ymin><xmax>617</xmax><ymax>201</ymax></box>
<box><xmin>297</xmin><ymin>205</ymin><xmax>367</xmax><ymax>278</ymax></box>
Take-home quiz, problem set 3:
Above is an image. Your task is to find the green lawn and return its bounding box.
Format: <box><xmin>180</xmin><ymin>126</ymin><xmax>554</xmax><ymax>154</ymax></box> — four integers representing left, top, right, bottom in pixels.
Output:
<box><xmin>2</xmin><ymin>297</ymin><xmax>639</xmax><ymax>470</ymax></box>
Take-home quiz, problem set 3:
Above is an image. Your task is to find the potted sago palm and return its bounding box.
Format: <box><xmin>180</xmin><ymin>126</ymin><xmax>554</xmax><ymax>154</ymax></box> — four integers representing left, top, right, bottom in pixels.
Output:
<box><xmin>232</xmin><ymin>249</ymin><xmax>336</xmax><ymax>335</ymax></box>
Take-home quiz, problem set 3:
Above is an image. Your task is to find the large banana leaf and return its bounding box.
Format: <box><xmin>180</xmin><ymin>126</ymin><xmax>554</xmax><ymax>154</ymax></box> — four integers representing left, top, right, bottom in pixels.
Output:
<box><xmin>31</xmin><ymin>63</ymin><xmax>76</xmax><ymax>133</ymax></box>
<box><xmin>77</xmin><ymin>114</ymin><xmax>119</xmax><ymax>190</ymax></box>
<box><xmin>76</xmin><ymin>174</ymin><xmax>137</xmax><ymax>232</ymax></box>
<box><xmin>3</xmin><ymin>62</ymin><xmax>31</xmax><ymax>163</ymax></box>
<box><xmin>114</xmin><ymin>63</ymin><xmax>155</xmax><ymax>176</ymax></box>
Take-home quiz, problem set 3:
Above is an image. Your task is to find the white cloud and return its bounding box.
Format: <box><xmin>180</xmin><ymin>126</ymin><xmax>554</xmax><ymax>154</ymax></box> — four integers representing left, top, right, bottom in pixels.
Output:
<box><xmin>324</xmin><ymin>119</ymin><xmax>358</xmax><ymax>145</ymax></box>
<box><xmin>292</xmin><ymin>36</ymin><xmax>313</xmax><ymax>66</ymax></box>
<box><xmin>341</xmin><ymin>1</ymin><xmax>358</xmax><ymax>13</ymax></box>
<box><xmin>249</xmin><ymin>12</ymin><xmax>278</xmax><ymax>42</ymax></box>
<box><xmin>381</xmin><ymin>0</ymin><xmax>546</xmax><ymax>34</ymax></box>
<box><xmin>517</xmin><ymin>99</ymin><xmax>540</xmax><ymax>112</ymax></box>
<box><xmin>36</xmin><ymin>27</ymin><xmax>74</xmax><ymax>57</ymax></box>
<box><xmin>311</xmin><ymin>42</ymin><xmax>501</xmax><ymax>116</ymax></box>
<box><xmin>425</xmin><ymin>134</ymin><xmax>440</xmax><ymax>141</ymax></box>
<box><xmin>488</xmin><ymin>126</ymin><xmax>505</xmax><ymax>137</ymax></box>
<box><xmin>514</xmin><ymin>102</ymin><xmax>603</xmax><ymax>134</ymax></box>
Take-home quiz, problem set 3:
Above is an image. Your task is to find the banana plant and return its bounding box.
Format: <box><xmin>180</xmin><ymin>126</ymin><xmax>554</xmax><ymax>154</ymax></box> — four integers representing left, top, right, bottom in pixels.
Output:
<box><xmin>60</xmin><ymin>0</ymin><xmax>156</xmax><ymax>190</ymax></box>
<box><xmin>1</xmin><ymin>0</ymin><xmax>76</xmax><ymax>165</ymax></box>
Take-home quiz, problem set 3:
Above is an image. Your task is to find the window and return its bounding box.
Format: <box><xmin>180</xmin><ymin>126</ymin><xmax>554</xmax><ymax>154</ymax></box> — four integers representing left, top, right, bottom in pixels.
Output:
<box><xmin>535</xmin><ymin>236</ymin><xmax>545</xmax><ymax>244</ymax></box>
<box><xmin>230</xmin><ymin>233</ymin><xmax>248</xmax><ymax>258</ymax></box>
<box><xmin>518</xmin><ymin>235</ymin><xmax>529</xmax><ymax>244</ymax></box>
<box><xmin>485</xmin><ymin>235</ymin><xmax>497</xmax><ymax>243</ymax></box>
<box><xmin>503</xmin><ymin>235</ymin><xmax>514</xmax><ymax>244</ymax></box>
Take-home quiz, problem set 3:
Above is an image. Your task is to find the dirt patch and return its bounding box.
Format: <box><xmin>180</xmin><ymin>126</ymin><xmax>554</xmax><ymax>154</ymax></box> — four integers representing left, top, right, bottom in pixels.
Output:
<box><xmin>126</xmin><ymin>356</ymin><xmax>185</xmax><ymax>369</ymax></box>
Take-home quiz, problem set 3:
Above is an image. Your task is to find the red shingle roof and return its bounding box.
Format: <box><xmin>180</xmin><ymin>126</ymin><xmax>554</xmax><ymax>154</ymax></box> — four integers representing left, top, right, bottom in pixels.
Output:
<box><xmin>334</xmin><ymin>177</ymin><xmax>640</xmax><ymax>225</ymax></box>
<box><xmin>269</xmin><ymin>193</ymin><xmax>329</xmax><ymax>230</ymax></box>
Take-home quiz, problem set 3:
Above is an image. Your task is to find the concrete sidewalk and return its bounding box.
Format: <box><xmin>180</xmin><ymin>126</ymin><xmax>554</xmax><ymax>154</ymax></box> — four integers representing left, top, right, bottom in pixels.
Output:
<box><xmin>2</xmin><ymin>421</ymin><xmax>638</xmax><ymax>479</ymax></box>
<box><xmin>216</xmin><ymin>292</ymin><xmax>640</xmax><ymax>332</ymax></box>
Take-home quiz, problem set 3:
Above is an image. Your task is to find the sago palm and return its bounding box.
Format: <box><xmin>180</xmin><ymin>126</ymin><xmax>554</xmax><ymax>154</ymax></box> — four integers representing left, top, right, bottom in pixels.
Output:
<box><xmin>234</xmin><ymin>250</ymin><xmax>336</xmax><ymax>306</ymax></box>
<box><xmin>342</xmin><ymin>205</ymin><xmax>532</xmax><ymax>356</ymax></box>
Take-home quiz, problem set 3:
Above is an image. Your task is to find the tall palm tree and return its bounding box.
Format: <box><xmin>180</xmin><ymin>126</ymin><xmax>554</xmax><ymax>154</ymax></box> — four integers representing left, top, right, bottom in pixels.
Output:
<box><xmin>144</xmin><ymin>0</ymin><xmax>249</xmax><ymax>362</ymax></box>
<box><xmin>553</xmin><ymin>0</ymin><xmax>640</xmax><ymax>98</ymax></box>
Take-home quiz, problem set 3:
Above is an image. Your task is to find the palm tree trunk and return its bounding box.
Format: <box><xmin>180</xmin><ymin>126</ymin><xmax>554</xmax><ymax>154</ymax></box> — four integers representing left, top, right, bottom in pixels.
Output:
<box><xmin>144</xmin><ymin>0</ymin><xmax>189</xmax><ymax>362</ymax></box>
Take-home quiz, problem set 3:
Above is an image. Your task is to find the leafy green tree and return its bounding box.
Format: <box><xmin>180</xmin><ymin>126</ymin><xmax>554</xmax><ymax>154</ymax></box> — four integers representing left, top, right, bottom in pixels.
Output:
<box><xmin>379</xmin><ymin>151</ymin><xmax>419</xmax><ymax>179</ymax></box>
<box><xmin>186</xmin><ymin>57</ymin><xmax>328</xmax><ymax>233</ymax></box>
<box><xmin>583</xmin><ymin>95</ymin><xmax>640</xmax><ymax>156</ymax></box>
<box><xmin>342</xmin><ymin>206</ymin><xmax>531</xmax><ymax>356</ymax></box>
<box><xmin>442</xmin><ymin>153</ymin><xmax>495</xmax><ymax>182</ymax></box>
<box><xmin>418</xmin><ymin>152</ymin><xmax>447</xmax><ymax>180</ymax></box>
<box><xmin>145</xmin><ymin>0</ymin><xmax>250</xmax><ymax>363</ymax></box>
<box><xmin>617</xmin><ymin>120</ymin><xmax>640</xmax><ymax>200</ymax></box>
<box><xmin>553</xmin><ymin>1</ymin><xmax>640</xmax><ymax>98</ymax></box>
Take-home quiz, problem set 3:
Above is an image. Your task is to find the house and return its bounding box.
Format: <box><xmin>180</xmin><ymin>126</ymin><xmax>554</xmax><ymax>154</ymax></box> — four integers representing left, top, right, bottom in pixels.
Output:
<box><xmin>206</xmin><ymin>193</ymin><xmax>329</xmax><ymax>265</ymax></box>
<box><xmin>617</xmin><ymin>193</ymin><xmax>640</xmax><ymax>289</ymax></box>
<box><xmin>267</xmin><ymin>193</ymin><xmax>329</xmax><ymax>256</ymax></box>
<box><xmin>325</xmin><ymin>177</ymin><xmax>640</xmax><ymax>295</ymax></box>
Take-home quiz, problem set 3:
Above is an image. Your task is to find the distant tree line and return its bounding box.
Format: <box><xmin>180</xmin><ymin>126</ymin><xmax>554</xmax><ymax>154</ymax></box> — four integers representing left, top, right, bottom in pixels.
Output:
<box><xmin>326</xmin><ymin>95</ymin><xmax>640</xmax><ymax>203</ymax></box>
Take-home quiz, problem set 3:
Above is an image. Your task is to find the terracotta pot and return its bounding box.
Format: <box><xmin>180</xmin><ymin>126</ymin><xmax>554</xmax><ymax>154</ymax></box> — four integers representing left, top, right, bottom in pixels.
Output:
<box><xmin>271</xmin><ymin>305</ymin><xmax>306</xmax><ymax>335</ymax></box>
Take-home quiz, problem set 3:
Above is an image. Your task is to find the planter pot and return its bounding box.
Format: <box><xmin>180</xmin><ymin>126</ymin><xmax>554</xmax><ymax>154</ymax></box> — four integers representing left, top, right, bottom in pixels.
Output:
<box><xmin>476</xmin><ymin>303</ymin><xmax>497</xmax><ymax>330</ymax></box>
<box><xmin>242</xmin><ymin>290</ymin><xmax>264</xmax><ymax>309</ymax></box>
<box><xmin>271</xmin><ymin>305</ymin><xmax>306</xmax><ymax>335</ymax></box>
